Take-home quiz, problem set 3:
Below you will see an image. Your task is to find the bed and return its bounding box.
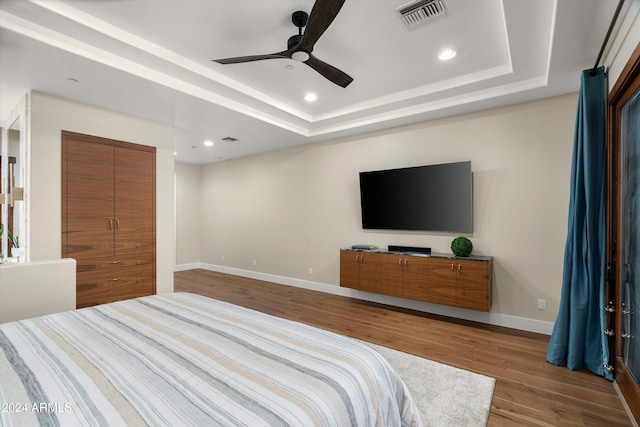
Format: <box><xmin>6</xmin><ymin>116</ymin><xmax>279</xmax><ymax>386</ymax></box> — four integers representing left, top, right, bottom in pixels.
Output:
<box><xmin>0</xmin><ymin>292</ymin><xmax>423</xmax><ymax>426</ymax></box>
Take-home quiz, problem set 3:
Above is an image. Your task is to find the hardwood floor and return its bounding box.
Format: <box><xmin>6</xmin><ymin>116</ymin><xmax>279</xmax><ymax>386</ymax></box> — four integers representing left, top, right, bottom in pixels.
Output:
<box><xmin>175</xmin><ymin>269</ymin><xmax>633</xmax><ymax>426</ymax></box>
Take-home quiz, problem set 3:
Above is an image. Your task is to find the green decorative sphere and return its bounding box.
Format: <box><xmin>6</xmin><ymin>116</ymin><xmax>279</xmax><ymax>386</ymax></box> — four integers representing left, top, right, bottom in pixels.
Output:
<box><xmin>451</xmin><ymin>237</ymin><xmax>473</xmax><ymax>257</ymax></box>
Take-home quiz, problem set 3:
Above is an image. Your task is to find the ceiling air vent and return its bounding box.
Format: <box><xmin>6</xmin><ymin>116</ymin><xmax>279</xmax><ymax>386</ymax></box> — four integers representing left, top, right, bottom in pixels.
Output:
<box><xmin>397</xmin><ymin>0</ymin><xmax>448</xmax><ymax>30</ymax></box>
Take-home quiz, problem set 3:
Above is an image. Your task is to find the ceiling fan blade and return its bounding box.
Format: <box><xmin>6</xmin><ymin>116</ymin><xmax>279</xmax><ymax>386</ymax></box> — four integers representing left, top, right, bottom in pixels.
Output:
<box><xmin>297</xmin><ymin>0</ymin><xmax>345</xmax><ymax>53</ymax></box>
<box><xmin>213</xmin><ymin>51</ymin><xmax>289</xmax><ymax>64</ymax></box>
<box><xmin>305</xmin><ymin>54</ymin><xmax>352</xmax><ymax>88</ymax></box>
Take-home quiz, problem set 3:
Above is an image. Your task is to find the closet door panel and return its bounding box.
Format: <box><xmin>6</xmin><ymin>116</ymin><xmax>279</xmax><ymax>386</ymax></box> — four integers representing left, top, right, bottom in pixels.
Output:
<box><xmin>63</xmin><ymin>138</ymin><xmax>115</xmax><ymax>259</ymax></box>
<box><xmin>114</xmin><ymin>146</ymin><xmax>155</xmax><ymax>257</ymax></box>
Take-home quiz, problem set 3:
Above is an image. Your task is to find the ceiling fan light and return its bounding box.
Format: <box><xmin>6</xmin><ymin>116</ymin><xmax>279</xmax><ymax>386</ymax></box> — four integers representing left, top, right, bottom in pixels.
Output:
<box><xmin>292</xmin><ymin>51</ymin><xmax>310</xmax><ymax>62</ymax></box>
<box><xmin>304</xmin><ymin>93</ymin><xmax>318</xmax><ymax>102</ymax></box>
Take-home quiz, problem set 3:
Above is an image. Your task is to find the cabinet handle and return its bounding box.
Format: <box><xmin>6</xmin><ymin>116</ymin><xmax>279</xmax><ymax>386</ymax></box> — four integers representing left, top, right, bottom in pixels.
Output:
<box><xmin>115</xmin><ymin>218</ymin><xmax>120</xmax><ymax>230</ymax></box>
<box><xmin>107</xmin><ymin>261</ymin><xmax>122</xmax><ymax>265</ymax></box>
<box><xmin>108</xmin><ymin>218</ymin><xmax>113</xmax><ymax>230</ymax></box>
<box><xmin>404</xmin><ymin>259</ymin><xmax>408</xmax><ymax>267</ymax></box>
<box><xmin>360</xmin><ymin>255</ymin><xmax>364</xmax><ymax>264</ymax></box>
<box><xmin>107</xmin><ymin>277</ymin><xmax>121</xmax><ymax>282</ymax></box>
<box><xmin>458</xmin><ymin>264</ymin><xmax>462</xmax><ymax>272</ymax></box>
<box><xmin>451</xmin><ymin>263</ymin><xmax>455</xmax><ymax>271</ymax></box>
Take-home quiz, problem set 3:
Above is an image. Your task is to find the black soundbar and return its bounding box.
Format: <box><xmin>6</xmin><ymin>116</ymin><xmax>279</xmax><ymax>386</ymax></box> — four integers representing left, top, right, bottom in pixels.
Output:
<box><xmin>388</xmin><ymin>245</ymin><xmax>431</xmax><ymax>254</ymax></box>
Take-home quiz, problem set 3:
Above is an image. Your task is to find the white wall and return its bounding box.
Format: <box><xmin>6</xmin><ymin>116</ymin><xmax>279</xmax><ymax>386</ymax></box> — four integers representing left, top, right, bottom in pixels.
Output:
<box><xmin>175</xmin><ymin>162</ymin><xmax>201</xmax><ymax>266</ymax></box>
<box><xmin>189</xmin><ymin>94</ymin><xmax>577</xmax><ymax>332</ymax></box>
<box><xmin>29</xmin><ymin>92</ymin><xmax>175</xmax><ymax>294</ymax></box>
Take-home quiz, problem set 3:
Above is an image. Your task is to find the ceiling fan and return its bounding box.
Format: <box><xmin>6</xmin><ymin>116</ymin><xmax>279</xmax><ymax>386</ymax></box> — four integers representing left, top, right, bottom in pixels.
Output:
<box><xmin>212</xmin><ymin>0</ymin><xmax>353</xmax><ymax>88</ymax></box>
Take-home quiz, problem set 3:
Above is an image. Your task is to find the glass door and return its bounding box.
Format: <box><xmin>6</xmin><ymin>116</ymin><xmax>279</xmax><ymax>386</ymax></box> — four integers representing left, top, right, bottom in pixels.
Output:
<box><xmin>609</xmin><ymin>44</ymin><xmax>640</xmax><ymax>423</ymax></box>
<box><xmin>619</xmin><ymin>86</ymin><xmax>639</xmax><ymax>388</ymax></box>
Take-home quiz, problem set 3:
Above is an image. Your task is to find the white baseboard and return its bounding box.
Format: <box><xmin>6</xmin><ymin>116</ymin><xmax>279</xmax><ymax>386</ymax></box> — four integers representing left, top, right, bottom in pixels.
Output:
<box><xmin>174</xmin><ymin>263</ymin><xmax>200</xmax><ymax>272</ymax></box>
<box><xmin>175</xmin><ymin>262</ymin><xmax>554</xmax><ymax>335</ymax></box>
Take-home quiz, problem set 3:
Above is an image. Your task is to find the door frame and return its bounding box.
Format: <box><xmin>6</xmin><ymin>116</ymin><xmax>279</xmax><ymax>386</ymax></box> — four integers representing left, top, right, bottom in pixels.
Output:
<box><xmin>607</xmin><ymin>42</ymin><xmax>640</xmax><ymax>423</ymax></box>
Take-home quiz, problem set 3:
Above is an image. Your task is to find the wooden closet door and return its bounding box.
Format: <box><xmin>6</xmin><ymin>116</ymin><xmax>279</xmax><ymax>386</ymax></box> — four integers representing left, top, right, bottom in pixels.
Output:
<box><xmin>62</xmin><ymin>137</ymin><xmax>115</xmax><ymax>259</ymax></box>
<box><xmin>63</xmin><ymin>131</ymin><xmax>156</xmax><ymax>308</ymax></box>
<box><xmin>114</xmin><ymin>144</ymin><xmax>155</xmax><ymax>259</ymax></box>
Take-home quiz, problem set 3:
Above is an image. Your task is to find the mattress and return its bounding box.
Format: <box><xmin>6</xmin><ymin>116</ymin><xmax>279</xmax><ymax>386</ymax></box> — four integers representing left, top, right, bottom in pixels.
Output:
<box><xmin>0</xmin><ymin>292</ymin><xmax>423</xmax><ymax>426</ymax></box>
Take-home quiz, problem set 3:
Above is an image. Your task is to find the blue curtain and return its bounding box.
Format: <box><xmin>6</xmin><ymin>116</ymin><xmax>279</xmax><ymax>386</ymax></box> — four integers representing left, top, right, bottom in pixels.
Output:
<box><xmin>546</xmin><ymin>66</ymin><xmax>612</xmax><ymax>380</ymax></box>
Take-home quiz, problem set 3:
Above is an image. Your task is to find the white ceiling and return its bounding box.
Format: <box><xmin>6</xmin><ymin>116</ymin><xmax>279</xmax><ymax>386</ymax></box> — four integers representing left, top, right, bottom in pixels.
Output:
<box><xmin>0</xmin><ymin>0</ymin><xmax>621</xmax><ymax>164</ymax></box>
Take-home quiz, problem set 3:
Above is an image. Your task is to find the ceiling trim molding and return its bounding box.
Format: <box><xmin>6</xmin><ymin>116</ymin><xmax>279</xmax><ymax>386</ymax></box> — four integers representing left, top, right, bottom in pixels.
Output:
<box><xmin>544</xmin><ymin>0</ymin><xmax>558</xmax><ymax>83</ymax></box>
<box><xmin>2</xmin><ymin>0</ymin><xmax>569</xmax><ymax>143</ymax></box>
<box><xmin>0</xmin><ymin>10</ymin><xmax>310</xmax><ymax>136</ymax></box>
<box><xmin>309</xmin><ymin>75</ymin><xmax>549</xmax><ymax>136</ymax></box>
<box><xmin>26</xmin><ymin>0</ymin><xmax>312</xmax><ymax>122</ymax></box>
<box><xmin>312</xmin><ymin>63</ymin><xmax>514</xmax><ymax>122</ymax></box>
<box><xmin>21</xmin><ymin>0</ymin><xmax>530</xmax><ymax>135</ymax></box>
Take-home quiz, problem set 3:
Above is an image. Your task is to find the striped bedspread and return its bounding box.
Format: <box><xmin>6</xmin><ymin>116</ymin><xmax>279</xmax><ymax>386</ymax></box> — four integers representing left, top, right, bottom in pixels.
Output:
<box><xmin>1</xmin><ymin>292</ymin><xmax>423</xmax><ymax>426</ymax></box>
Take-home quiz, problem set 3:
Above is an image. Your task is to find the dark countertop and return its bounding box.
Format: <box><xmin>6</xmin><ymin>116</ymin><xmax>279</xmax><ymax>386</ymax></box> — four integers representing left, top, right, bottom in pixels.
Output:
<box><xmin>342</xmin><ymin>248</ymin><xmax>492</xmax><ymax>262</ymax></box>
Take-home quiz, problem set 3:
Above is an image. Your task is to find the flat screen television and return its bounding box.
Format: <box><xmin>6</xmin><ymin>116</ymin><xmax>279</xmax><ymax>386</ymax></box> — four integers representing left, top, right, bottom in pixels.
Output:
<box><xmin>359</xmin><ymin>161</ymin><xmax>472</xmax><ymax>232</ymax></box>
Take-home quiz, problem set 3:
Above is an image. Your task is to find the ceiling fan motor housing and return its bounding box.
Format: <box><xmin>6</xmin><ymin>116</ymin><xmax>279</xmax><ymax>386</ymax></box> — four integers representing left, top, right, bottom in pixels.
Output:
<box><xmin>291</xmin><ymin>11</ymin><xmax>309</xmax><ymax>28</ymax></box>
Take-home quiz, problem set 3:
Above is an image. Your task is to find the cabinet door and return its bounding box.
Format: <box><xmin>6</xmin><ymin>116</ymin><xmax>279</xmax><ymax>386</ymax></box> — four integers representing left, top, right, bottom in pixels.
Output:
<box><xmin>457</xmin><ymin>259</ymin><xmax>492</xmax><ymax>311</ymax></box>
<box><xmin>379</xmin><ymin>253</ymin><xmax>404</xmax><ymax>297</ymax></box>
<box><xmin>402</xmin><ymin>256</ymin><xmax>429</xmax><ymax>301</ymax></box>
<box><xmin>428</xmin><ymin>258</ymin><xmax>457</xmax><ymax>307</ymax></box>
<box><xmin>62</xmin><ymin>136</ymin><xmax>115</xmax><ymax>259</ymax></box>
<box><xmin>340</xmin><ymin>250</ymin><xmax>361</xmax><ymax>289</ymax></box>
<box><xmin>359</xmin><ymin>252</ymin><xmax>380</xmax><ymax>293</ymax></box>
<box><xmin>114</xmin><ymin>145</ymin><xmax>155</xmax><ymax>258</ymax></box>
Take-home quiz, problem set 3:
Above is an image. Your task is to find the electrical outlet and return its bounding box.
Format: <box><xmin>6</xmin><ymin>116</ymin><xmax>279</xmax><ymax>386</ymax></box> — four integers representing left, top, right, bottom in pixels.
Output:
<box><xmin>538</xmin><ymin>299</ymin><xmax>546</xmax><ymax>310</ymax></box>
<box><xmin>308</xmin><ymin>267</ymin><xmax>313</xmax><ymax>275</ymax></box>
<box><xmin>252</xmin><ymin>260</ymin><xmax>257</xmax><ymax>267</ymax></box>
<box><xmin>220</xmin><ymin>255</ymin><xmax>225</xmax><ymax>261</ymax></box>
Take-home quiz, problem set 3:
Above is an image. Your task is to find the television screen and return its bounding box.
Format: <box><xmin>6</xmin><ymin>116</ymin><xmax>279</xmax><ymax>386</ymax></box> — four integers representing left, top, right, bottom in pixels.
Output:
<box><xmin>359</xmin><ymin>161</ymin><xmax>472</xmax><ymax>232</ymax></box>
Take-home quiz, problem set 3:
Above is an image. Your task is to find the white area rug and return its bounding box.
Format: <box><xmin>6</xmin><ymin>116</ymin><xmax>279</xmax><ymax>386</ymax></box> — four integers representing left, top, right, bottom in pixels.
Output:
<box><xmin>364</xmin><ymin>342</ymin><xmax>496</xmax><ymax>427</ymax></box>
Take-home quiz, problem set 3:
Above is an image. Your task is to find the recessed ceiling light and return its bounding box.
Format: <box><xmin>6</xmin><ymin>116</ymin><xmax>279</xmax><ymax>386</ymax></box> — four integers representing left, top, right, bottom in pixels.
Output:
<box><xmin>203</xmin><ymin>140</ymin><xmax>214</xmax><ymax>147</ymax></box>
<box><xmin>304</xmin><ymin>92</ymin><xmax>318</xmax><ymax>102</ymax></box>
<box><xmin>438</xmin><ymin>48</ymin><xmax>456</xmax><ymax>60</ymax></box>
<box><xmin>173</xmin><ymin>152</ymin><xmax>177</xmax><ymax>156</ymax></box>
<box><xmin>284</xmin><ymin>64</ymin><xmax>295</xmax><ymax>70</ymax></box>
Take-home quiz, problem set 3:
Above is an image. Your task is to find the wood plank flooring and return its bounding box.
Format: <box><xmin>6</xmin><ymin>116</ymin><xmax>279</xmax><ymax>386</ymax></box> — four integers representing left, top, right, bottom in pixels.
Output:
<box><xmin>175</xmin><ymin>269</ymin><xmax>633</xmax><ymax>426</ymax></box>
